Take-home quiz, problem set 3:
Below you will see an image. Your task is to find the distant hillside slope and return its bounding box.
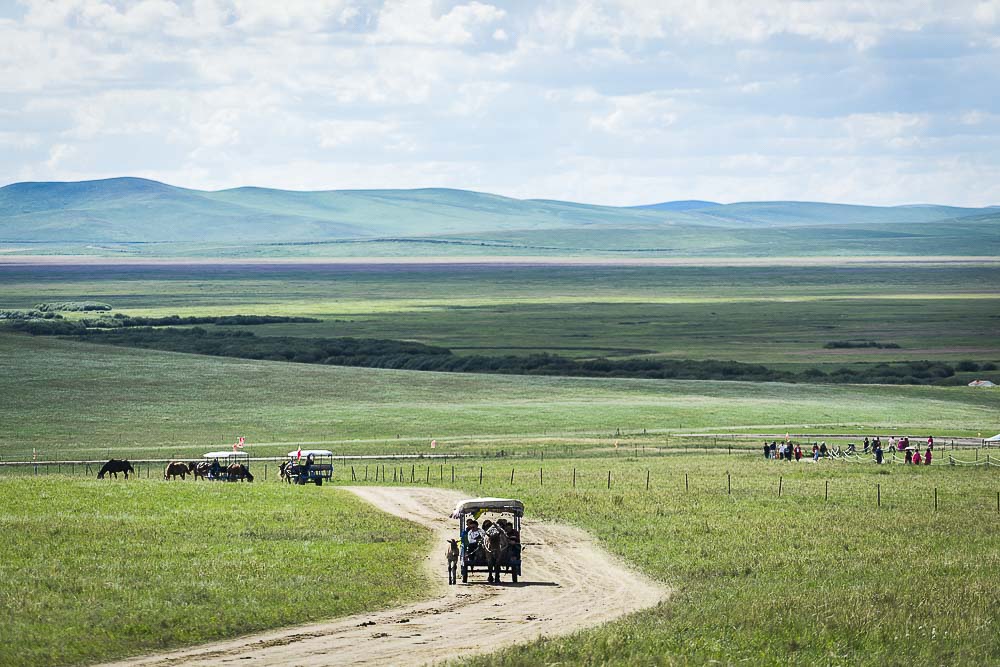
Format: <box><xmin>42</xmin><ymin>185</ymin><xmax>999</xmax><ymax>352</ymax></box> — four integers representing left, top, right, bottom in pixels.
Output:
<box><xmin>0</xmin><ymin>178</ymin><xmax>995</xmax><ymax>255</ymax></box>
<box><xmin>630</xmin><ymin>200</ymin><xmax>720</xmax><ymax>211</ymax></box>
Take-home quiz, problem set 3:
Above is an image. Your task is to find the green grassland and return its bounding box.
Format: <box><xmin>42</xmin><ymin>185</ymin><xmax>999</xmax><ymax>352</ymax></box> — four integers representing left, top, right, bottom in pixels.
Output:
<box><xmin>1</xmin><ymin>259</ymin><xmax>998</xmax><ymax>666</ymax></box>
<box><xmin>2</xmin><ymin>333</ymin><xmax>999</xmax><ymax>462</ymax></box>
<box><xmin>1</xmin><ymin>264</ymin><xmax>998</xmax><ymax>374</ymax></box>
<box><xmin>0</xmin><ymin>479</ymin><xmax>433</xmax><ymax>667</ymax></box>
<box><xmin>438</xmin><ymin>455</ymin><xmax>1000</xmax><ymax>666</ymax></box>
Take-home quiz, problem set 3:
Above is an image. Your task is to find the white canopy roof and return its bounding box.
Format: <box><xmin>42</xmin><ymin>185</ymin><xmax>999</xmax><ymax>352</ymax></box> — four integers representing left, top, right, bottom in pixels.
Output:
<box><xmin>985</xmin><ymin>434</ymin><xmax>1000</xmax><ymax>442</ymax></box>
<box><xmin>287</xmin><ymin>450</ymin><xmax>334</xmax><ymax>457</ymax></box>
<box><xmin>203</xmin><ymin>451</ymin><xmax>249</xmax><ymax>459</ymax></box>
<box><xmin>451</xmin><ymin>497</ymin><xmax>524</xmax><ymax>518</ymax></box>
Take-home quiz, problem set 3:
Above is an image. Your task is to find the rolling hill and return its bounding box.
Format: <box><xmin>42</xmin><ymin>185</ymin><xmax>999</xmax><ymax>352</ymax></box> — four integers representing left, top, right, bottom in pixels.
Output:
<box><xmin>0</xmin><ymin>177</ymin><xmax>997</xmax><ymax>257</ymax></box>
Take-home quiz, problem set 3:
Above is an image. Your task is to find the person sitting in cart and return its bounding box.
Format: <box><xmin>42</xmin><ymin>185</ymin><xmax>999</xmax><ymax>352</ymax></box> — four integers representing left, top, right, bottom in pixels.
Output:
<box><xmin>497</xmin><ymin>518</ymin><xmax>519</xmax><ymax>544</ymax></box>
<box><xmin>465</xmin><ymin>519</ymin><xmax>483</xmax><ymax>556</ymax></box>
<box><xmin>208</xmin><ymin>457</ymin><xmax>221</xmax><ymax>479</ymax></box>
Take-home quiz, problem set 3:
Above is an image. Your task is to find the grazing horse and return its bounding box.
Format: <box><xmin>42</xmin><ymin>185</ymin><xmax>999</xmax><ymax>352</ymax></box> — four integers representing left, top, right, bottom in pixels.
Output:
<box><xmin>164</xmin><ymin>461</ymin><xmax>189</xmax><ymax>480</ymax></box>
<box><xmin>190</xmin><ymin>462</ymin><xmax>210</xmax><ymax>480</ymax></box>
<box><xmin>278</xmin><ymin>460</ymin><xmax>294</xmax><ymax>483</ymax></box>
<box><xmin>98</xmin><ymin>459</ymin><xmax>134</xmax><ymax>480</ymax></box>
<box><xmin>446</xmin><ymin>539</ymin><xmax>460</xmax><ymax>585</ymax></box>
<box><xmin>227</xmin><ymin>463</ymin><xmax>254</xmax><ymax>482</ymax></box>
<box><xmin>482</xmin><ymin>525</ymin><xmax>509</xmax><ymax>584</ymax></box>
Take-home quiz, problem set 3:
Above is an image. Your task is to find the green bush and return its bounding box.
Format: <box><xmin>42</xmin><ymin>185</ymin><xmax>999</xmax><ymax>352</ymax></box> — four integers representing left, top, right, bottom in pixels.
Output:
<box><xmin>34</xmin><ymin>302</ymin><xmax>112</xmax><ymax>312</ymax></box>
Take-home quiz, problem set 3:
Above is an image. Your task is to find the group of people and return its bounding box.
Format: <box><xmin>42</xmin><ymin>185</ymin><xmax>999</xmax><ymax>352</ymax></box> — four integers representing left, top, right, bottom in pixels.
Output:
<box><xmin>463</xmin><ymin>517</ymin><xmax>519</xmax><ymax>559</ymax></box>
<box><xmin>763</xmin><ymin>435</ymin><xmax>936</xmax><ymax>465</ymax></box>
<box><xmin>763</xmin><ymin>440</ymin><xmax>839</xmax><ymax>461</ymax></box>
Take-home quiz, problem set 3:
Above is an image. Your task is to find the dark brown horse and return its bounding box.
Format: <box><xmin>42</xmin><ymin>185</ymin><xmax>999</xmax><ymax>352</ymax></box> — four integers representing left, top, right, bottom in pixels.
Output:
<box><xmin>164</xmin><ymin>461</ymin><xmax>189</xmax><ymax>480</ymax></box>
<box><xmin>97</xmin><ymin>459</ymin><xmax>134</xmax><ymax>479</ymax></box>
<box><xmin>482</xmin><ymin>525</ymin><xmax>509</xmax><ymax>584</ymax></box>
<box><xmin>227</xmin><ymin>463</ymin><xmax>254</xmax><ymax>482</ymax></box>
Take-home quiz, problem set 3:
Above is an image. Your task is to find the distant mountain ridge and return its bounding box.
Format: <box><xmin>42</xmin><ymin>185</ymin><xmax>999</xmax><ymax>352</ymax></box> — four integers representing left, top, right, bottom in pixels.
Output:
<box><xmin>0</xmin><ymin>178</ymin><xmax>996</xmax><ymax>257</ymax></box>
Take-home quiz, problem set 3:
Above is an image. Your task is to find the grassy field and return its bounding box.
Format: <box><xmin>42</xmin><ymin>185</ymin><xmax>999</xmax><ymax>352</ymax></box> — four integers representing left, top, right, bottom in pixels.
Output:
<box><xmin>434</xmin><ymin>454</ymin><xmax>1000</xmax><ymax>666</ymax></box>
<box><xmin>5</xmin><ymin>454</ymin><xmax>995</xmax><ymax>666</ymax></box>
<box><xmin>1</xmin><ymin>263</ymin><xmax>998</xmax><ymax>373</ymax></box>
<box><xmin>0</xmin><ymin>479</ymin><xmax>433</xmax><ymax>667</ymax></box>
<box><xmin>2</xmin><ymin>259</ymin><xmax>998</xmax><ymax>666</ymax></box>
<box><xmin>3</xmin><ymin>333</ymin><xmax>999</xmax><ymax>462</ymax></box>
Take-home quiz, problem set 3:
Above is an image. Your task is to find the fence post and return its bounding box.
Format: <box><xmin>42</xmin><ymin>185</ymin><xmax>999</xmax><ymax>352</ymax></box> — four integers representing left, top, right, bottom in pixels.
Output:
<box><xmin>439</xmin><ymin>464</ymin><xmax>442</xmax><ymax>481</ymax></box>
<box><xmin>411</xmin><ymin>464</ymin><xmax>415</xmax><ymax>483</ymax></box>
<box><xmin>452</xmin><ymin>465</ymin><xmax>455</xmax><ymax>483</ymax></box>
<box><xmin>646</xmin><ymin>469</ymin><xmax>650</xmax><ymax>491</ymax></box>
<box><xmin>825</xmin><ymin>480</ymin><xmax>829</xmax><ymax>502</ymax></box>
<box><xmin>365</xmin><ymin>465</ymin><xmax>369</xmax><ymax>481</ymax></box>
<box><xmin>607</xmin><ymin>470</ymin><xmax>611</xmax><ymax>490</ymax></box>
<box><xmin>778</xmin><ymin>477</ymin><xmax>783</xmax><ymax>497</ymax></box>
<box><xmin>426</xmin><ymin>466</ymin><xmax>429</xmax><ymax>484</ymax></box>
<box><xmin>685</xmin><ymin>473</ymin><xmax>688</xmax><ymax>492</ymax></box>
<box><xmin>393</xmin><ymin>468</ymin><xmax>398</xmax><ymax>483</ymax></box>
<box><xmin>479</xmin><ymin>467</ymin><xmax>483</xmax><ymax>485</ymax></box>
<box><xmin>540</xmin><ymin>467</ymin><xmax>543</xmax><ymax>486</ymax></box>
<box><xmin>351</xmin><ymin>466</ymin><xmax>356</xmax><ymax>481</ymax></box>
<box><xmin>877</xmin><ymin>483</ymin><xmax>881</xmax><ymax>508</ymax></box>
<box><xmin>934</xmin><ymin>487</ymin><xmax>937</xmax><ymax>512</ymax></box>
<box><xmin>264</xmin><ymin>464</ymin><xmax>268</xmax><ymax>481</ymax></box>
<box><xmin>511</xmin><ymin>468</ymin><xmax>515</xmax><ymax>485</ymax></box>
<box><xmin>572</xmin><ymin>467</ymin><xmax>576</xmax><ymax>488</ymax></box>
<box><xmin>727</xmin><ymin>472</ymin><xmax>731</xmax><ymax>495</ymax></box>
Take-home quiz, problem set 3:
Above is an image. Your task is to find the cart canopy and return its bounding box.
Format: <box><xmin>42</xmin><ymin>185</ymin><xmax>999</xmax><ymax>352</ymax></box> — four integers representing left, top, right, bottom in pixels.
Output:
<box><xmin>287</xmin><ymin>449</ymin><xmax>333</xmax><ymax>457</ymax></box>
<box><xmin>451</xmin><ymin>497</ymin><xmax>524</xmax><ymax>519</ymax></box>
<box><xmin>203</xmin><ymin>451</ymin><xmax>249</xmax><ymax>459</ymax></box>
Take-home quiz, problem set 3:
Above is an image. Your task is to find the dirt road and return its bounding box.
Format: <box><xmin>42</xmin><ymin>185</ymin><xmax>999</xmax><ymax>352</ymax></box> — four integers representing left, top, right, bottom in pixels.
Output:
<box><xmin>102</xmin><ymin>487</ymin><xmax>666</xmax><ymax>667</ymax></box>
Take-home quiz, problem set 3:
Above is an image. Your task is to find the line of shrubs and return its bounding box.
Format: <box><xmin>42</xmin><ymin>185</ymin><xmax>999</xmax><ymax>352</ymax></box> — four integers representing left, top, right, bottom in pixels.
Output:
<box><xmin>0</xmin><ymin>309</ymin><xmax>64</xmax><ymax>320</ymax></box>
<box><xmin>824</xmin><ymin>340</ymin><xmax>901</xmax><ymax>349</ymax></box>
<box><xmin>17</xmin><ymin>325</ymin><xmax>989</xmax><ymax>386</ymax></box>
<box><xmin>78</xmin><ymin>314</ymin><xmax>322</xmax><ymax>327</ymax></box>
<box><xmin>4</xmin><ymin>314</ymin><xmax>319</xmax><ymax>334</ymax></box>
<box><xmin>34</xmin><ymin>301</ymin><xmax>112</xmax><ymax>312</ymax></box>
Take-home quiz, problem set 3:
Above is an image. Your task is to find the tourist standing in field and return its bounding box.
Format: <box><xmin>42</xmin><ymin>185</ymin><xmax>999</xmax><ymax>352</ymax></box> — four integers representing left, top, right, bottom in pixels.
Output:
<box><xmin>812</xmin><ymin>443</ymin><xmax>820</xmax><ymax>461</ymax></box>
<box><xmin>794</xmin><ymin>444</ymin><xmax>802</xmax><ymax>461</ymax></box>
<box><xmin>763</xmin><ymin>442</ymin><xmax>770</xmax><ymax>459</ymax></box>
<box><xmin>905</xmin><ymin>448</ymin><xmax>913</xmax><ymax>464</ymax></box>
<box><xmin>874</xmin><ymin>442</ymin><xmax>884</xmax><ymax>464</ymax></box>
<box><xmin>924</xmin><ymin>448</ymin><xmax>933</xmax><ymax>465</ymax></box>
<box><xmin>913</xmin><ymin>449</ymin><xmax>922</xmax><ymax>465</ymax></box>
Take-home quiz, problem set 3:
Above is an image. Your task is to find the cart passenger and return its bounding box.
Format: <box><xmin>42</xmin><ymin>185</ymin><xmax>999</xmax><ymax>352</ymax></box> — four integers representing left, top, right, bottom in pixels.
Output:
<box><xmin>465</xmin><ymin>519</ymin><xmax>483</xmax><ymax>555</ymax></box>
<box><xmin>209</xmin><ymin>457</ymin><xmax>221</xmax><ymax>479</ymax></box>
<box><xmin>498</xmin><ymin>518</ymin><xmax>519</xmax><ymax>544</ymax></box>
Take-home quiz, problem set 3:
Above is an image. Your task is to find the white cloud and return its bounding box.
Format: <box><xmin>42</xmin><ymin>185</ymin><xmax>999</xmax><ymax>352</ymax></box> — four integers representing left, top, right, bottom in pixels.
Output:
<box><xmin>1</xmin><ymin>0</ymin><xmax>999</xmax><ymax>206</ymax></box>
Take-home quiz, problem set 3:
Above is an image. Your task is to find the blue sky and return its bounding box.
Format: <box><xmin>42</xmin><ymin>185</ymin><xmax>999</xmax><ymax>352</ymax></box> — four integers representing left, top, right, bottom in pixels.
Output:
<box><xmin>1</xmin><ymin>0</ymin><xmax>999</xmax><ymax>206</ymax></box>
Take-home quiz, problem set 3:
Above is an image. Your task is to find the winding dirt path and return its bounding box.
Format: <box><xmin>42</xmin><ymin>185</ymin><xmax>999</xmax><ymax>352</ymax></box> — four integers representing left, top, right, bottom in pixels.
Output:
<box><xmin>101</xmin><ymin>487</ymin><xmax>667</xmax><ymax>667</ymax></box>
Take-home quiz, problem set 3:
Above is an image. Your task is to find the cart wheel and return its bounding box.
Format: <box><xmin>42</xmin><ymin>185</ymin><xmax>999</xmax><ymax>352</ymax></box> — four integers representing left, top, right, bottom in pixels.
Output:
<box><xmin>511</xmin><ymin>571</ymin><xmax>518</xmax><ymax>583</ymax></box>
<box><xmin>461</xmin><ymin>565</ymin><xmax>468</xmax><ymax>583</ymax></box>
<box><xmin>315</xmin><ymin>478</ymin><xmax>323</xmax><ymax>486</ymax></box>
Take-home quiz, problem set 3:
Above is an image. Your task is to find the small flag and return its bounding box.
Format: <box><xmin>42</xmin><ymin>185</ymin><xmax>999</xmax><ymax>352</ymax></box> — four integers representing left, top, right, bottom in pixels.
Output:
<box><xmin>296</xmin><ymin>447</ymin><xmax>303</xmax><ymax>460</ymax></box>
<box><xmin>232</xmin><ymin>436</ymin><xmax>246</xmax><ymax>451</ymax></box>
<box><xmin>431</xmin><ymin>439</ymin><xmax>437</xmax><ymax>449</ymax></box>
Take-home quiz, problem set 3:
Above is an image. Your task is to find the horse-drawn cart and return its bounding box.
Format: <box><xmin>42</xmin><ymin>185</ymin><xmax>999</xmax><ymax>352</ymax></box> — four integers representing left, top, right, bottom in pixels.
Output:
<box><xmin>283</xmin><ymin>450</ymin><xmax>334</xmax><ymax>486</ymax></box>
<box><xmin>200</xmin><ymin>451</ymin><xmax>253</xmax><ymax>482</ymax></box>
<box><xmin>451</xmin><ymin>497</ymin><xmax>523</xmax><ymax>584</ymax></box>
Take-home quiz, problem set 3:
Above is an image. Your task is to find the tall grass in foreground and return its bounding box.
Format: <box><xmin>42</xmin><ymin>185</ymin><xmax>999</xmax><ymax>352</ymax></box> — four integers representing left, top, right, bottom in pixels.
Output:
<box><xmin>0</xmin><ymin>480</ymin><xmax>433</xmax><ymax>667</ymax></box>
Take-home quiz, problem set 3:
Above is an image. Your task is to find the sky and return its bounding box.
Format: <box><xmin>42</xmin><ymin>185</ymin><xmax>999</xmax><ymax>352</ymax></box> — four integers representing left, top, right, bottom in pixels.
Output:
<box><xmin>1</xmin><ymin>0</ymin><xmax>1000</xmax><ymax>206</ymax></box>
